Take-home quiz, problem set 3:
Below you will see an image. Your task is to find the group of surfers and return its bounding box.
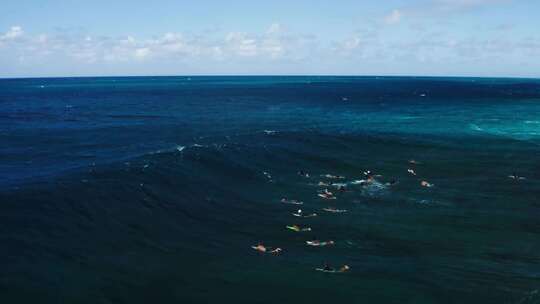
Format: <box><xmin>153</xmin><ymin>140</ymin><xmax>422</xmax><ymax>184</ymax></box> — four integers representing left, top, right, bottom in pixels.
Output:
<box><xmin>253</xmin><ymin>160</ymin><xmax>526</xmax><ymax>273</ymax></box>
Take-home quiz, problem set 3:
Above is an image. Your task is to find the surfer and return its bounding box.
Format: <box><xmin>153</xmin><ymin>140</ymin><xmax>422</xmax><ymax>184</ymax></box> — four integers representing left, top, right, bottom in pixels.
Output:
<box><xmin>286</xmin><ymin>225</ymin><xmax>311</xmax><ymax>232</ymax></box>
<box><xmin>281</xmin><ymin>198</ymin><xmax>303</xmax><ymax>205</ymax></box>
<box><xmin>318</xmin><ymin>190</ymin><xmax>336</xmax><ymax>200</ymax></box>
<box><xmin>252</xmin><ymin>243</ymin><xmax>282</xmax><ymax>254</ymax></box>
<box><xmin>509</xmin><ymin>172</ymin><xmax>526</xmax><ymax>180</ymax></box>
<box><xmin>323</xmin><ymin>207</ymin><xmax>347</xmax><ymax>213</ymax></box>
<box><xmin>323</xmin><ymin>262</ymin><xmax>333</xmax><ymax>271</ymax></box>
<box><xmin>359</xmin><ymin>175</ymin><xmax>375</xmax><ymax>186</ymax></box>
<box><xmin>407</xmin><ymin>169</ymin><xmax>417</xmax><ymax>176</ymax></box>
<box><xmin>298</xmin><ymin>170</ymin><xmax>310</xmax><ymax>178</ymax></box>
<box><xmin>293</xmin><ymin>209</ymin><xmax>317</xmax><ymax>218</ymax></box>
<box><xmin>421</xmin><ymin>180</ymin><xmax>433</xmax><ymax>187</ymax></box>
<box><xmin>317</xmin><ymin>263</ymin><xmax>349</xmax><ymax>273</ymax></box>
<box><xmin>306</xmin><ymin>240</ymin><xmax>335</xmax><ymax>247</ymax></box>
<box><xmin>323</xmin><ymin>174</ymin><xmax>345</xmax><ymax>179</ymax></box>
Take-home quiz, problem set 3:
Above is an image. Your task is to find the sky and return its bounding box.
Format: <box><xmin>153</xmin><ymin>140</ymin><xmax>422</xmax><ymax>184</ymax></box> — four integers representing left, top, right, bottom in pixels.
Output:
<box><xmin>0</xmin><ymin>0</ymin><xmax>539</xmax><ymax>78</ymax></box>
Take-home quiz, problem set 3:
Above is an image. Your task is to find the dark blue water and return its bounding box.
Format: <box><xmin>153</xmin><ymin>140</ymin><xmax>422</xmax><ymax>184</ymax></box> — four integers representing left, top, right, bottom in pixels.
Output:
<box><xmin>1</xmin><ymin>76</ymin><xmax>540</xmax><ymax>303</ymax></box>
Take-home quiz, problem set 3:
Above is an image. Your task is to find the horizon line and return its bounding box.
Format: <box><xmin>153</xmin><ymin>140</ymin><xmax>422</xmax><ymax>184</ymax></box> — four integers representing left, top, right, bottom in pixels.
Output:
<box><xmin>1</xmin><ymin>74</ymin><xmax>539</xmax><ymax>81</ymax></box>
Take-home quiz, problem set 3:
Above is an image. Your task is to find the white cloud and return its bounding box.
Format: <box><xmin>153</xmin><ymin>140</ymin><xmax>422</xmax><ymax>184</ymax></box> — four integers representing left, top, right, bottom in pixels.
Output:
<box><xmin>334</xmin><ymin>36</ymin><xmax>362</xmax><ymax>55</ymax></box>
<box><xmin>0</xmin><ymin>26</ymin><xmax>24</xmax><ymax>42</ymax></box>
<box><xmin>435</xmin><ymin>0</ymin><xmax>510</xmax><ymax>10</ymax></box>
<box><xmin>267</xmin><ymin>23</ymin><xmax>283</xmax><ymax>35</ymax></box>
<box><xmin>134</xmin><ymin>47</ymin><xmax>150</xmax><ymax>59</ymax></box>
<box><xmin>384</xmin><ymin>10</ymin><xmax>402</xmax><ymax>25</ymax></box>
<box><xmin>225</xmin><ymin>32</ymin><xmax>258</xmax><ymax>57</ymax></box>
<box><xmin>1</xmin><ymin>20</ymin><xmax>538</xmax><ymax>77</ymax></box>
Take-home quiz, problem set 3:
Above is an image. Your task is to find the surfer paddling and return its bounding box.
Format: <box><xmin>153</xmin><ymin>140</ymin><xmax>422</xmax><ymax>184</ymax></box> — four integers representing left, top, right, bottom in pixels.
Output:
<box><xmin>281</xmin><ymin>198</ymin><xmax>303</xmax><ymax>205</ymax></box>
<box><xmin>298</xmin><ymin>170</ymin><xmax>310</xmax><ymax>178</ymax></box>
<box><xmin>509</xmin><ymin>172</ymin><xmax>526</xmax><ymax>180</ymax></box>
<box><xmin>252</xmin><ymin>243</ymin><xmax>282</xmax><ymax>254</ymax></box>
<box><xmin>317</xmin><ymin>262</ymin><xmax>350</xmax><ymax>273</ymax></box>
<box><xmin>306</xmin><ymin>240</ymin><xmax>335</xmax><ymax>247</ymax></box>
<box><xmin>322</xmin><ymin>207</ymin><xmax>347</xmax><ymax>213</ymax></box>
<box><xmin>421</xmin><ymin>180</ymin><xmax>434</xmax><ymax>187</ymax></box>
<box><xmin>292</xmin><ymin>209</ymin><xmax>317</xmax><ymax>218</ymax></box>
<box><xmin>322</xmin><ymin>174</ymin><xmax>345</xmax><ymax>179</ymax></box>
<box><xmin>286</xmin><ymin>225</ymin><xmax>312</xmax><ymax>232</ymax></box>
<box><xmin>318</xmin><ymin>189</ymin><xmax>336</xmax><ymax>200</ymax></box>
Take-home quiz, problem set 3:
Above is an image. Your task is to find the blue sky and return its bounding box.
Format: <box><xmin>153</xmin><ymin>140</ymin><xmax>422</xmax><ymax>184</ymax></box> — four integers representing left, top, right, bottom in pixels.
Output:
<box><xmin>0</xmin><ymin>0</ymin><xmax>539</xmax><ymax>77</ymax></box>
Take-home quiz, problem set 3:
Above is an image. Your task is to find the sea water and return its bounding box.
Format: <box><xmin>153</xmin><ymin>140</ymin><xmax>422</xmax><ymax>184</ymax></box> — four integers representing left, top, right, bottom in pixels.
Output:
<box><xmin>1</xmin><ymin>76</ymin><xmax>539</xmax><ymax>303</ymax></box>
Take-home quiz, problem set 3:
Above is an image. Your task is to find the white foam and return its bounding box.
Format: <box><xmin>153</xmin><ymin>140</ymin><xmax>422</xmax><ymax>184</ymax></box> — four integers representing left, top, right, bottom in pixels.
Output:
<box><xmin>469</xmin><ymin>124</ymin><xmax>483</xmax><ymax>131</ymax></box>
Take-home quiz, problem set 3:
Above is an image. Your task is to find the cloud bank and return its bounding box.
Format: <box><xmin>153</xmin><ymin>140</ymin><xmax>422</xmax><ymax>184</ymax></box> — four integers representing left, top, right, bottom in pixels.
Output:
<box><xmin>0</xmin><ymin>4</ymin><xmax>538</xmax><ymax>78</ymax></box>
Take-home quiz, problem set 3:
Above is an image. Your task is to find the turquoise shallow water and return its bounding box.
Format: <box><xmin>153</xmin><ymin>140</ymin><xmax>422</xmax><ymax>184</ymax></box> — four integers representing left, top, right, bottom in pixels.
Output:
<box><xmin>1</xmin><ymin>76</ymin><xmax>540</xmax><ymax>303</ymax></box>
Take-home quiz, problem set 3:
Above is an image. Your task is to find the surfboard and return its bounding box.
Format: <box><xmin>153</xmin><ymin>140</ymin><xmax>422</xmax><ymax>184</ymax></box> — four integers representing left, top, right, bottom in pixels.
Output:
<box><xmin>318</xmin><ymin>194</ymin><xmax>336</xmax><ymax>200</ymax></box>
<box><xmin>293</xmin><ymin>213</ymin><xmax>317</xmax><ymax>218</ymax></box>
<box><xmin>315</xmin><ymin>268</ymin><xmax>337</xmax><ymax>273</ymax></box>
<box><xmin>323</xmin><ymin>208</ymin><xmax>347</xmax><ymax>213</ymax></box>
<box><xmin>282</xmin><ymin>200</ymin><xmax>303</xmax><ymax>205</ymax></box>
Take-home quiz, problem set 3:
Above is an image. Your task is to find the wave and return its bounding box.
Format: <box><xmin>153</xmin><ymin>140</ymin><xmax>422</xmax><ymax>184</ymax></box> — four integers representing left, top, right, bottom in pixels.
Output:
<box><xmin>2</xmin><ymin>128</ymin><xmax>539</xmax><ymax>302</ymax></box>
<box><xmin>469</xmin><ymin>124</ymin><xmax>484</xmax><ymax>132</ymax></box>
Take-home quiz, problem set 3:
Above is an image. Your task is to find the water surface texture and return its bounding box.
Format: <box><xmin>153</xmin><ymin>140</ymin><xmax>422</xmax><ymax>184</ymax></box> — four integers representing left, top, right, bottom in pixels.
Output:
<box><xmin>1</xmin><ymin>76</ymin><xmax>540</xmax><ymax>303</ymax></box>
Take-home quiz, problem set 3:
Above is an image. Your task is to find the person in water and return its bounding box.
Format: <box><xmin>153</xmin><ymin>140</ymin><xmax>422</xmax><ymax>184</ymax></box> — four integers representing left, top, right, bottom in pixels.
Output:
<box><xmin>287</xmin><ymin>224</ymin><xmax>311</xmax><ymax>232</ymax></box>
<box><xmin>339</xmin><ymin>265</ymin><xmax>350</xmax><ymax>272</ymax></box>
<box><xmin>307</xmin><ymin>240</ymin><xmax>335</xmax><ymax>246</ymax></box>
<box><xmin>253</xmin><ymin>243</ymin><xmax>282</xmax><ymax>254</ymax></box>
<box><xmin>421</xmin><ymin>180</ymin><xmax>433</xmax><ymax>187</ymax></box>
<box><xmin>509</xmin><ymin>172</ymin><xmax>526</xmax><ymax>180</ymax></box>
<box><xmin>323</xmin><ymin>262</ymin><xmax>333</xmax><ymax>271</ymax></box>
<box><xmin>289</xmin><ymin>225</ymin><xmax>300</xmax><ymax>231</ymax></box>
<box><xmin>323</xmin><ymin>207</ymin><xmax>347</xmax><ymax>213</ymax></box>
<box><xmin>282</xmin><ymin>198</ymin><xmax>303</xmax><ymax>205</ymax></box>
<box><xmin>359</xmin><ymin>175</ymin><xmax>375</xmax><ymax>186</ymax></box>
<box><xmin>324</xmin><ymin>174</ymin><xmax>345</xmax><ymax>179</ymax></box>
<box><xmin>293</xmin><ymin>209</ymin><xmax>318</xmax><ymax>217</ymax></box>
<box><xmin>321</xmin><ymin>263</ymin><xmax>350</xmax><ymax>273</ymax></box>
<box><xmin>407</xmin><ymin>168</ymin><xmax>416</xmax><ymax>176</ymax></box>
<box><xmin>318</xmin><ymin>192</ymin><xmax>335</xmax><ymax>200</ymax></box>
<box><xmin>298</xmin><ymin>170</ymin><xmax>310</xmax><ymax>178</ymax></box>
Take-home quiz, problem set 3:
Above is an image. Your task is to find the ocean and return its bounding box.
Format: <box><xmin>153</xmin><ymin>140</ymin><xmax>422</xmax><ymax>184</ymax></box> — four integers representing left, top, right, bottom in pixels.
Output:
<box><xmin>1</xmin><ymin>76</ymin><xmax>539</xmax><ymax>303</ymax></box>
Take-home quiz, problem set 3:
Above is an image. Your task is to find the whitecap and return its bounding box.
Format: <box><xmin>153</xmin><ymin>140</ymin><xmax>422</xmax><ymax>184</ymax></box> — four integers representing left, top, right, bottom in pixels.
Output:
<box><xmin>350</xmin><ymin>179</ymin><xmax>367</xmax><ymax>185</ymax></box>
<box><xmin>469</xmin><ymin>124</ymin><xmax>483</xmax><ymax>131</ymax></box>
<box><xmin>176</xmin><ymin>146</ymin><xmax>185</xmax><ymax>152</ymax></box>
